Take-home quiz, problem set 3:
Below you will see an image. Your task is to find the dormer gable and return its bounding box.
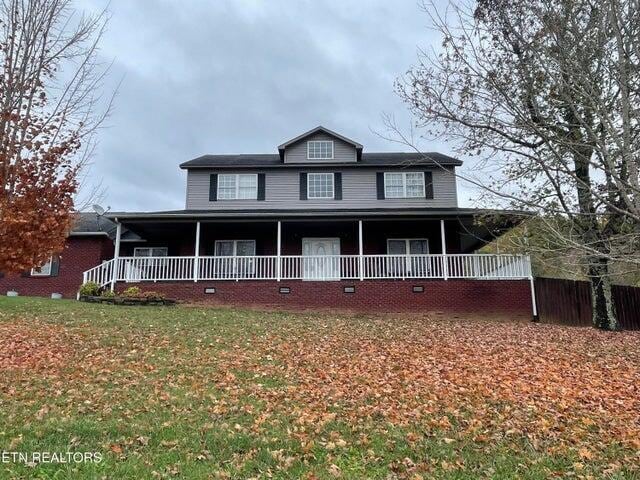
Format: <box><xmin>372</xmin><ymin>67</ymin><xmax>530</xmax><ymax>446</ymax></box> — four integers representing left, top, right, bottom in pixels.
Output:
<box><xmin>278</xmin><ymin>126</ymin><xmax>363</xmax><ymax>163</ymax></box>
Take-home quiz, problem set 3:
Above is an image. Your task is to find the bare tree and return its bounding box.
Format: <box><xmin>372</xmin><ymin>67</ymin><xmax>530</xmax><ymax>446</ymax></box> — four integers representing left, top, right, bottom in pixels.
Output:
<box><xmin>0</xmin><ymin>0</ymin><xmax>112</xmax><ymax>273</ymax></box>
<box><xmin>395</xmin><ymin>0</ymin><xmax>639</xmax><ymax>330</ymax></box>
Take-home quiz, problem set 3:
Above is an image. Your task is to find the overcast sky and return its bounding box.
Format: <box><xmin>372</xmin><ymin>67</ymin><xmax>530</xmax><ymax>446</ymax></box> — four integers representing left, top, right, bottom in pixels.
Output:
<box><xmin>78</xmin><ymin>0</ymin><xmax>470</xmax><ymax>212</ymax></box>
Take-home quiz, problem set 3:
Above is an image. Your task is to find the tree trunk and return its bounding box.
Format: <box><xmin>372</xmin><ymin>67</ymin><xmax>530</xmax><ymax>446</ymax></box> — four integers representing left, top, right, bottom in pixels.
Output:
<box><xmin>588</xmin><ymin>257</ymin><xmax>619</xmax><ymax>330</ymax></box>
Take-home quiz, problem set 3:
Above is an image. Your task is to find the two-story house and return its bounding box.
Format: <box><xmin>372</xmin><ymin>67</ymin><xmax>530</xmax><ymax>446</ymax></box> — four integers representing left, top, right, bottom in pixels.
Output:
<box><xmin>5</xmin><ymin>127</ymin><xmax>537</xmax><ymax>316</ymax></box>
<box><xmin>87</xmin><ymin>126</ymin><xmax>536</xmax><ymax>315</ymax></box>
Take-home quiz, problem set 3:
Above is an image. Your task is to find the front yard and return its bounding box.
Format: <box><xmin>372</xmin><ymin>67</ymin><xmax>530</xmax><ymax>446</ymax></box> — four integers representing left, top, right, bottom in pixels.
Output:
<box><xmin>0</xmin><ymin>297</ymin><xmax>638</xmax><ymax>479</ymax></box>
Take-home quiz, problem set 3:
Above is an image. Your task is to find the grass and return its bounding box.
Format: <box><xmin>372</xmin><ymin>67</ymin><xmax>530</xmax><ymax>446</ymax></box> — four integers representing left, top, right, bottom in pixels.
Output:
<box><xmin>0</xmin><ymin>296</ymin><xmax>639</xmax><ymax>479</ymax></box>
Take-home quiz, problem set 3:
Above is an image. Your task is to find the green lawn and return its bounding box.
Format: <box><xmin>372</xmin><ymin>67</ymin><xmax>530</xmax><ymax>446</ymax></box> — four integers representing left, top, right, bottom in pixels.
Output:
<box><xmin>0</xmin><ymin>297</ymin><xmax>639</xmax><ymax>479</ymax></box>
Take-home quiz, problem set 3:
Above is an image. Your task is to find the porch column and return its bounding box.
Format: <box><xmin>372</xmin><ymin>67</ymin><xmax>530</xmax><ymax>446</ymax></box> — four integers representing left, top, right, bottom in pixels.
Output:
<box><xmin>276</xmin><ymin>221</ymin><xmax>281</xmax><ymax>281</ymax></box>
<box><xmin>193</xmin><ymin>221</ymin><xmax>201</xmax><ymax>282</ymax></box>
<box><xmin>110</xmin><ymin>220</ymin><xmax>122</xmax><ymax>292</ymax></box>
<box><xmin>440</xmin><ymin>219</ymin><xmax>449</xmax><ymax>280</ymax></box>
<box><xmin>358</xmin><ymin>220</ymin><xmax>364</xmax><ymax>281</ymax></box>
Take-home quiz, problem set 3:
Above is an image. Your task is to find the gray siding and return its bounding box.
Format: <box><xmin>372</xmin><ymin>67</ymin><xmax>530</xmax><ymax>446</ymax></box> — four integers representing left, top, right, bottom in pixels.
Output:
<box><xmin>284</xmin><ymin>132</ymin><xmax>357</xmax><ymax>163</ymax></box>
<box><xmin>186</xmin><ymin>167</ymin><xmax>458</xmax><ymax>210</ymax></box>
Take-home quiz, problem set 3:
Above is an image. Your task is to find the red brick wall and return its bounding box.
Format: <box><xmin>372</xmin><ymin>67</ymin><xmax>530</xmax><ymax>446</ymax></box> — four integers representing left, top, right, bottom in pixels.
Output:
<box><xmin>0</xmin><ymin>237</ymin><xmax>112</xmax><ymax>299</ymax></box>
<box><xmin>116</xmin><ymin>279</ymin><xmax>533</xmax><ymax>316</ymax></box>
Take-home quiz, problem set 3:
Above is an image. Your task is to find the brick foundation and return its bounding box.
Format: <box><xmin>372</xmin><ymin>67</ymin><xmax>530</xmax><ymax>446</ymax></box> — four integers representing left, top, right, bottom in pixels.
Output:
<box><xmin>115</xmin><ymin>279</ymin><xmax>533</xmax><ymax>316</ymax></box>
<box><xmin>0</xmin><ymin>237</ymin><xmax>113</xmax><ymax>299</ymax></box>
<box><xmin>1</xmin><ymin>235</ymin><xmax>533</xmax><ymax>316</ymax></box>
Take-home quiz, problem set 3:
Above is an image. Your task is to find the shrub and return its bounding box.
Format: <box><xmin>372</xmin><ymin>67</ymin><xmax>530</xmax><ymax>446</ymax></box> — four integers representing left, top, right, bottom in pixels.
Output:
<box><xmin>100</xmin><ymin>290</ymin><xmax>115</xmax><ymax>298</ymax></box>
<box><xmin>142</xmin><ymin>291</ymin><xmax>165</xmax><ymax>301</ymax></box>
<box><xmin>79</xmin><ymin>282</ymin><xmax>100</xmax><ymax>297</ymax></box>
<box><xmin>121</xmin><ymin>286</ymin><xmax>141</xmax><ymax>298</ymax></box>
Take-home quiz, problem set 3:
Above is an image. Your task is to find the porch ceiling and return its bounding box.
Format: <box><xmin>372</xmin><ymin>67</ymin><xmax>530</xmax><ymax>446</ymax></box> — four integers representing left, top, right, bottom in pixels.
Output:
<box><xmin>107</xmin><ymin>208</ymin><xmax>528</xmax><ymax>252</ymax></box>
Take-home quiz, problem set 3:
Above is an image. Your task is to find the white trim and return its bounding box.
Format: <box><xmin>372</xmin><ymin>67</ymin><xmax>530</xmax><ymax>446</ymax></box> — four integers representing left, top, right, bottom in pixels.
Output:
<box><xmin>31</xmin><ymin>256</ymin><xmax>53</xmax><ymax>276</ymax></box>
<box><xmin>307</xmin><ymin>140</ymin><xmax>334</xmax><ymax>160</ymax></box>
<box><xmin>87</xmin><ymin>253</ymin><xmax>532</xmax><ymax>283</ymax></box>
<box><xmin>307</xmin><ymin>172</ymin><xmax>335</xmax><ymax>199</ymax></box>
<box><xmin>384</xmin><ymin>172</ymin><xmax>425</xmax><ymax>198</ymax></box>
<box><xmin>217</xmin><ymin>173</ymin><xmax>258</xmax><ymax>200</ymax></box>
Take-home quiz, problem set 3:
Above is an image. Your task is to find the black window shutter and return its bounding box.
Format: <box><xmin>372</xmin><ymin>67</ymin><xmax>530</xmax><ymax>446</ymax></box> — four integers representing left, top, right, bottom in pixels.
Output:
<box><xmin>50</xmin><ymin>256</ymin><xmax>60</xmax><ymax>277</ymax></box>
<box><xmin>257</xmin><ymin>173</ymin><xmax>266</xmax><ymax>201</ymax></box>
<box><xmin>209</xmin><ymin>174</ymin><xmax>218</xmax><ymax>201</ymax></box>
<box><xmin>20</xmin><ymin>270</ymin><xmax>31</xmax><ymax>277</ymax></box>
<box><xmin>334</xmin><ymin>172</ymin><xmax>342</xmax><ymax>200</ymax></box>
<box><xmin>424</xmin><ymin>171</ymin><xmax>434</xmax><ymax>199</ymax></box>
<box><xmin>376</xmin><ymin>172</ymin><xmax>385</xmax><ymax>199</ymax></box>
<box><xmin>300</xmin><ymin>172</ymin><xmax>307</xmax><ymax>200</ymax></box>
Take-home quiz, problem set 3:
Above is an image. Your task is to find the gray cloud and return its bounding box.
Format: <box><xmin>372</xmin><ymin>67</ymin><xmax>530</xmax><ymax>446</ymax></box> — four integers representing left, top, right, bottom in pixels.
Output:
<box><xmin>79</xmin><ymin>0</ymin><xmax>467</xmax><ymax>211</ymax></box>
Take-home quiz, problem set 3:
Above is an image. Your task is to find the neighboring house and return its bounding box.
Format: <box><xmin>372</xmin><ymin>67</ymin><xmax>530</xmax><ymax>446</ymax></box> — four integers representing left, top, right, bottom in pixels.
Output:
<box><xmin>4</xmin><ymin>127</ymin><xmax>537</xmax><ymax>316</ymax></box>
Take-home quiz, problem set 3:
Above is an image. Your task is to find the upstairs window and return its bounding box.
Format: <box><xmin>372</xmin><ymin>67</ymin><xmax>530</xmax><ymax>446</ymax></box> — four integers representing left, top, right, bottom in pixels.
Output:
<box><xmin>307</xmin><ymin>141</ymin><xmax>334</xmax><ymax>160</ymax></box>
<box><xmin>384</xmin><ymin>172</ymin><xmax>425</xmax><ymax>198</ymax></box>
<box><xmin>217</xmin><ymin>174</ymin><xmax>258</xmax><ymax>200</ymax></box>
<box><xmin>307</xmin><ymin>173</ymin><xmax>334</xmax><ymax>199</ymax></box>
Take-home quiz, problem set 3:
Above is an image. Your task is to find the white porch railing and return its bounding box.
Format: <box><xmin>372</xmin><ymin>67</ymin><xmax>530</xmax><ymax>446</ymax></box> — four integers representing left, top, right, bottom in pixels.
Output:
<box><xmin>83</xmin><ymin>254</ymin><xmax>531</xmax><ymax>287</ymax></box>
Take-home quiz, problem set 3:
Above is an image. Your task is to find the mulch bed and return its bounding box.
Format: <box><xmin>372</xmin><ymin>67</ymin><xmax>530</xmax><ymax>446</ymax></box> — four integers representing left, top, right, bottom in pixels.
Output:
<box><xmin>79</xmin><ymin>295</ymin><xmax>176</xmax><ymax>306</ymax></box>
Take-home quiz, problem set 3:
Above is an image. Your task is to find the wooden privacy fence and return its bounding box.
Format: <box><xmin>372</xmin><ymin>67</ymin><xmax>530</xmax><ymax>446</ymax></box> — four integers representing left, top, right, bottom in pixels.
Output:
<box><xmin>534</xmin><ymin>277</ymin><xmax>640</xmax><ymax>329</ymax></box>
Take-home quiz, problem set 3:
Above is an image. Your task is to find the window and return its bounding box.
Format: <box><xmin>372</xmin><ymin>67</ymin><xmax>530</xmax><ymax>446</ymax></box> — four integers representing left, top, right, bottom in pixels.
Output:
<box><xmin>31</xmin><ymin>257</ymin><xmax>53</xmax><ymax>276</ymax></box>
<box><xmin>307</xmin><ymin>141</ymin><xmax>334</xmax><ymax>160</ymax></box>
<box><xmin>387</xmin><ymin>239</ymin><xmax>430</xmax><ymax>277</ymax></box>
<box><xmin>384</xmin><ymin>172</ymin><xmax>425</xmax><ymax>198</ymax></box>
<box><xmin>214</xmin><ymin>240</ymin><xmax>256</xmax><ymax>257</ymax></box>
<box><xmin>134</xmin><ymin>247</ymin><xmax>168</xmax><ymax>257</ymax></box>
<box><xmin>387</xmin><ymin>239</ymin><xmax>429</xmax><ymax>255</ymax></box>
<box><xmin>214</xmin><ymin>240</ymin><xmax>256</xmax><ymax>277</ymax></box>
<box><xmin>307</xmin><ymin>173</ymin><xmax>334</xmax><ymax>199</ymax></box>
<box><xmin>217</xmin><ymin>174</ymin><xmax>258</xmax><ymax>200</ymax></box>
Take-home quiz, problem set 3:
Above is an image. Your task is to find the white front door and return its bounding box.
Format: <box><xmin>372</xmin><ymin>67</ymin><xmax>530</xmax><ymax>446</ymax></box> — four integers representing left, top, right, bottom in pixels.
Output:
<box><xmin>302</xmin><ymin>238</ymin><xmax>340</xmax><ymax>280</ymax></box>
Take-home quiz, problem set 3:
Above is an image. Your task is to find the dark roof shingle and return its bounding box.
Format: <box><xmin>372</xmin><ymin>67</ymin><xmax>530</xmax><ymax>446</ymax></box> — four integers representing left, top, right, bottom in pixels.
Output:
<box><xmin>180</xmin><ymin>152</ymin><xmax>462</xmax><ymax>169</ymax></box>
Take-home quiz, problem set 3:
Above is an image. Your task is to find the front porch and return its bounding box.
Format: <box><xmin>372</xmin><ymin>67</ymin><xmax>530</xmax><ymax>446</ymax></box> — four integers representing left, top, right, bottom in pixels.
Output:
<box><xmin>82</xmin><ymin>214</ymin><xmax>536</xmax><ymax>316</ymax></box>
<box><xmin>83</xmin><ymin>217</ymin><xmax>533</xmax><ymax>284</ymax></box>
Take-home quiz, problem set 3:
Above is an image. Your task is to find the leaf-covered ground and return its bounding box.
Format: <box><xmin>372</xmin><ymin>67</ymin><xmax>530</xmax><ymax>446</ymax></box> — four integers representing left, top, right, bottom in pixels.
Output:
<box><xmin>0</xmin><ymin>297</ymin><xmax>639</xmax><ymax>479</ymax></box>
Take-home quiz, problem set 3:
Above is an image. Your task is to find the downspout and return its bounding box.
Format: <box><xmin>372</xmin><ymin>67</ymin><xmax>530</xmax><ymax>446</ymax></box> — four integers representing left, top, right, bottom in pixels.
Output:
<box><xmin>528</xmin><ymin>256</ymin><xmax>539</xmax><ymax>322</ymax></box>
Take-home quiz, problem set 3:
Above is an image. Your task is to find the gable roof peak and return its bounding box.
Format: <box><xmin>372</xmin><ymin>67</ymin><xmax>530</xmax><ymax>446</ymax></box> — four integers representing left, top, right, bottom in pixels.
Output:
<box><xmin>277</xmin><ymin>126</ymin><xmax>363</xmax><ymax>151</ymax></box>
